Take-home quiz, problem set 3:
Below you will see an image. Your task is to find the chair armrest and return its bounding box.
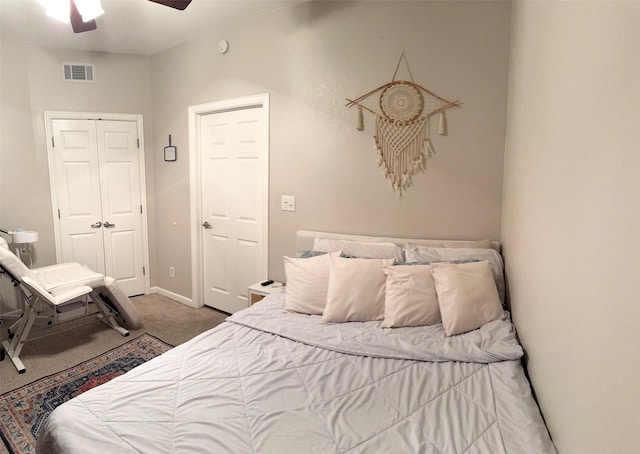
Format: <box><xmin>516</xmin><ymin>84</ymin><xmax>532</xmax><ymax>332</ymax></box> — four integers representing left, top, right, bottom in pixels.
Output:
<box><xmin>21</xmin><ymin>276</ymin><xmax>92</xmax><ymax>306</ymax></box>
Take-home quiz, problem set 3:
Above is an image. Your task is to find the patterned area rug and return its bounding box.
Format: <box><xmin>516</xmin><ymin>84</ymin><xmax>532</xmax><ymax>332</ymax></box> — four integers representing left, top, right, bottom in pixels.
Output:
<box><xmin>0</xmin><ymin>333</ymin><xmax>173</xmax><ymax>454</ymax></box>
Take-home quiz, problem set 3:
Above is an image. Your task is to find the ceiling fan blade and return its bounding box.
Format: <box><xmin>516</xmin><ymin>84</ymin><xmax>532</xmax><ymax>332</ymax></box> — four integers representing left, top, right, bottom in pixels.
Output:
<box><xmin>70</xmin><ymin>0</ymin><xmax>97</xmax><ymax>33</ymax></box>
<box><xmin>148</xmin><ymin>0</ymin><xmax>192</xmax><ymax>11</ymax></box>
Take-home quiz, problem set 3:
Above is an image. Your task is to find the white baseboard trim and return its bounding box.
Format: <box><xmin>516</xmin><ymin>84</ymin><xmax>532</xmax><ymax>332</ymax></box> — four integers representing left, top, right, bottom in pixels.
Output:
<box><xmin>150</xmin><ymin>287</ymin><xmax>200</xmax><ymax>308</ymax></box>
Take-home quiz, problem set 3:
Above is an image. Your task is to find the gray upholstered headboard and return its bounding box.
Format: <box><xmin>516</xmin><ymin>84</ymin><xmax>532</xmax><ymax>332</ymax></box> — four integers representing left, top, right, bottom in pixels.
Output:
<box><xmin>296</xmin><ymin>230</ymin><xmax>500</xmax><ymax>253</ymax></box>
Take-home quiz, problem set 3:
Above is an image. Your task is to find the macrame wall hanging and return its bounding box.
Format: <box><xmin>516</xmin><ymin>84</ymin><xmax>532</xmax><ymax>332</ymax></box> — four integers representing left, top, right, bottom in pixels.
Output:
<box><xmin>346</xmin><ymin>51</ymin><xmax>461</xmax><ymax>196</ymax></box>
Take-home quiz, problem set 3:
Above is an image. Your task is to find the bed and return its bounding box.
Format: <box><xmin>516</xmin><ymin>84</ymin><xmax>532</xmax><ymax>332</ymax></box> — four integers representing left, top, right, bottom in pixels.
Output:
<box><xmin>36</xmin><ymin>231</ymin><xmax>556</xmax><ymax>454</ymax></box>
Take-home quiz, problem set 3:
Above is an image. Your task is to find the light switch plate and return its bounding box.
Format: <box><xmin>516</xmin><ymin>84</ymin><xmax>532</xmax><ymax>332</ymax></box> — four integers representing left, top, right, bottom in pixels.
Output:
<box><xmin>281</xmin><ymin>195</ymin><xmax>296</xmax><ymax>211</ymax></box>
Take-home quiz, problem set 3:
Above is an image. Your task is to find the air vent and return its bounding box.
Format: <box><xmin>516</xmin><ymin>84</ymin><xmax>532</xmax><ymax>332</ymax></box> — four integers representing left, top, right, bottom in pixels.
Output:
<box><xmin>62</xmin><ymin>63</ymin><xmax>95</xmax><ymax>82</ymax></box>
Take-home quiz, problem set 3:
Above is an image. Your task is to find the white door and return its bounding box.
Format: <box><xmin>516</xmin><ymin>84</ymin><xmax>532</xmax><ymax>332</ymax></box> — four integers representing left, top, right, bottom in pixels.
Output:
<box><xmin>52</xmin><ymin>119</ymin><xmax>106</xmax><ymax>273</ymax></box>
<box><xmin>200</xmin><ymin>107</ymin><xmax>268</xmax><ymax>313</ymax></box>
<box><xmin>96</xmin><ymin>121</ymin><xmax>145</xmax><ymax>295</ymax></box>
<box><xmin>51</xmin><ymin>118</ymin><xmax>146</xmax><ymax>296</ymax></box>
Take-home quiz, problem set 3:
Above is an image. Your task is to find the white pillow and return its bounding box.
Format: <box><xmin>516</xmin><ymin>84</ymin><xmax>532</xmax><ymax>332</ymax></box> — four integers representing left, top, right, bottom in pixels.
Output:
<box><xmin>430</xmin><ymin>261</ymin><xmax>504</xmax><ymax>336</ymax></box>
<box><xmin>404</xmin><ymin>247</ymin><xmax>505</xmax><ymax>304</ymax></box>
<box><xmin>406</xmin><ymin>240</ymin><xmax>494</xmax><ymax>250</ymax></box>
<box><xmin>382</xmin><ymin>265</ymin><xmax>441</xmax><ymax>328</ymax></box>
<box><xmin>284</xmin><ymin>251</ymin><xmax>341</xmax><ymax>315</ymax></box>
<box><xmin>322</xmin><ymin>256</ymin><xmax>394</xmax><ymax>323</ymax></box>
<box><xmin>313</xmin><ymin>238</ymin><xmax>403</xmax><ymax>261</ymax></box>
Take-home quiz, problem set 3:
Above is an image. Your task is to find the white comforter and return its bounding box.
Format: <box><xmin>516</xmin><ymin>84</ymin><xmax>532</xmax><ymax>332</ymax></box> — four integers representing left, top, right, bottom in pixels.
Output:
<box><xmin>36</xmin><ymin>294</ymin><xmax>556</xmax><ymax>453</ymax></box>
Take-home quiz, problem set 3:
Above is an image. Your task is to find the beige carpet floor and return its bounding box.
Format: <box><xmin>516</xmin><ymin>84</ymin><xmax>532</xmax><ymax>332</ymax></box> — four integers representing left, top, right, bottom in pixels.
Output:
<box><xmin>0</xmin><ymin>293</ymin><xmax>228</xmax><ymax>394</ymax></box>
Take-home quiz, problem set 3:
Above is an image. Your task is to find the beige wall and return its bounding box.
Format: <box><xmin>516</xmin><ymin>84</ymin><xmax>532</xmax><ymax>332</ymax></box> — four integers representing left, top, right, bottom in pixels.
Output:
<box><xmin>151</xmin><ymin>1</ymin><xmax>512</xmax><ymax>295</ymax></box>
<box><xmin>501</xmin><ymin>2</ymin><xmax>640</xmax><ymax>453</ymax></box>
<box><xmin>0</xmin><ymin>41</ymin><xmax>154</xmax><ymax>280</ymax></box>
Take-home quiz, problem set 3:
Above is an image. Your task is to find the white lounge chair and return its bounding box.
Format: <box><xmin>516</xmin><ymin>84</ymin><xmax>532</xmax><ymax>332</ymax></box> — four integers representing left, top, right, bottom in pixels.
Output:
<box><xmin>0</xmin><ymin>237</ymin><xmax>141</xmax><ymax>373</ymax></box>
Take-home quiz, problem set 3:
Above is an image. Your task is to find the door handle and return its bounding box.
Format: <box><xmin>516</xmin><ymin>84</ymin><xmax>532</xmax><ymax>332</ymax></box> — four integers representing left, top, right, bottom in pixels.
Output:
<box><xmin>103</xmin><ymin>221</ymin><xmax>116</xmax><ymax>228</ymax></box>
<box><xmin>202</xmin><ymin>221</ymin><xmax>213</xmax><ymax>229</ymax></box>
<box><xmin>90</xmin><ymin>221</ymin><xmax>102</xmax><ymax>228</ymax></box>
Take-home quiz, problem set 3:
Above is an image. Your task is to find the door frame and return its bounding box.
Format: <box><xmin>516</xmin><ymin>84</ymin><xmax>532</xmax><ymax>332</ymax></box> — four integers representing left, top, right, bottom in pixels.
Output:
<box><xmin>188</xmin><ymin>94</ymin><xmax>270</xmax><ymax>308</ymax></box>
<box><xmin>44</xmin><ymin>111</ymin><xmax>151</xmax><ymax>294</ymax></box>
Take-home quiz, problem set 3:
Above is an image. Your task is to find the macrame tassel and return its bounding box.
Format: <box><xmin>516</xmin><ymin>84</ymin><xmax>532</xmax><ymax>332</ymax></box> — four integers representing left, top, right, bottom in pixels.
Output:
<box><xmin>426</xmin><ymin>138</ymin><xmax>436</xmax><ymax>156</ymax></box>
<box><xmin>356</xmin><ymin>106</ymin><xmax>364</xmax><ymax>131</ymax></box>
<box><xmin>425</xmin><ymin>117</ymin><xmax>435</xmax><ymax>156</ymax></box>
<box><xmin>438</xmin><ymin>111</ymin><xmax>447</xmax><ymax>136</ymax></box>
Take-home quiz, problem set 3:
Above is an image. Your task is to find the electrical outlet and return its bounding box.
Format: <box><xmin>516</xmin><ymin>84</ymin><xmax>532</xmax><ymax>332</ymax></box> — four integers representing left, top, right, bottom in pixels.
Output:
<box><xmin>281</xmin><ymin>195</ymin><xmax>296</xmax><ymax>211</ymax></box>
<box><xmin>169</xmin><ymin>266</ymin><xmax>175</xmax><ymax>278</ymax></box>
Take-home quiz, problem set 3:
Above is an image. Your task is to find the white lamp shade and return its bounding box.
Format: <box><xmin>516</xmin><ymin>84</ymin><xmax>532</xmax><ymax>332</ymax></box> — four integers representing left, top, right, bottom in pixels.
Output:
<box><xmin>11</xmin><ymin>231</ymin><xmax>38</xmax><ymax>244</ymax></box>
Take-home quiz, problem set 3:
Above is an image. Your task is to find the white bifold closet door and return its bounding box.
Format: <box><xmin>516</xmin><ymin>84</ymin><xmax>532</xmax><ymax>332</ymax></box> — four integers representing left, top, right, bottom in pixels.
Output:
<box><xmin>51</xmin><ymin>119</ymin><xmax>145</xmax><ymax>296</ymax></box>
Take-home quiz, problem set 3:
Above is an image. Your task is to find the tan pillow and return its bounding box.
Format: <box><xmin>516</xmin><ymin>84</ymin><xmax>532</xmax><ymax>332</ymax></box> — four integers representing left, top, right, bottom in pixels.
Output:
<box><xmin>431</xmin><ymin>260</ymin><xmax>504</xmax><ymax>336</ymax></box>
<box><xmin>322</xmin><ymin>256</ymin><xmax>393</xmax><ymax>323</ymax></box>
<box><xmin>404</xmin><ymin>247</ymin><xmax>506</xmax><ymax>304</ymax></box>
<box><xmin>382</xmin><ymin>265</ymin><xmax>441</xmax><ymax>328</ymax></box>
<box><xmin>284</xmin><ymin>251</ymin><xmax>341</xmax><ymax>315</ymax></box>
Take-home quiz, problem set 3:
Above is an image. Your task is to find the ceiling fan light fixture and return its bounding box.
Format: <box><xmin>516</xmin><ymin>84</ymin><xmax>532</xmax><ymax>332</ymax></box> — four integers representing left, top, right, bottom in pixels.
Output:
<box><xmin>39</xmin><ymin>0</ymin><xmax>187</xmax><ymax>35</ymax></box>
<box><xmin>38</xmin><ymin>0</ymin><xmax>70</xmax><ymax>24</ymax></box>
<box><xmin>75</xmin><ymin>0</ymin><xmax>104</xmax><ymax>22</ymax></box>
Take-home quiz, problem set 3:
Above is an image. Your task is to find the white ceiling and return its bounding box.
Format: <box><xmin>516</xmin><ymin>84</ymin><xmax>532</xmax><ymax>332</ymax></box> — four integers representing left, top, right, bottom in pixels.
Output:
<box><xmin>0</xmin><ymin>0</ymin><xmax>305</xmax><ymax>55</ymax></box>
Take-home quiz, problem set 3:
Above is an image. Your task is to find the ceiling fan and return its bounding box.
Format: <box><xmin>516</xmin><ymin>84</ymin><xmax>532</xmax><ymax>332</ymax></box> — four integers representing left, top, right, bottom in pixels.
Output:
<box><xmin>40</xmin><ymin>0</ymin><xmax>193</xmax><ymax>34</ymax></box>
